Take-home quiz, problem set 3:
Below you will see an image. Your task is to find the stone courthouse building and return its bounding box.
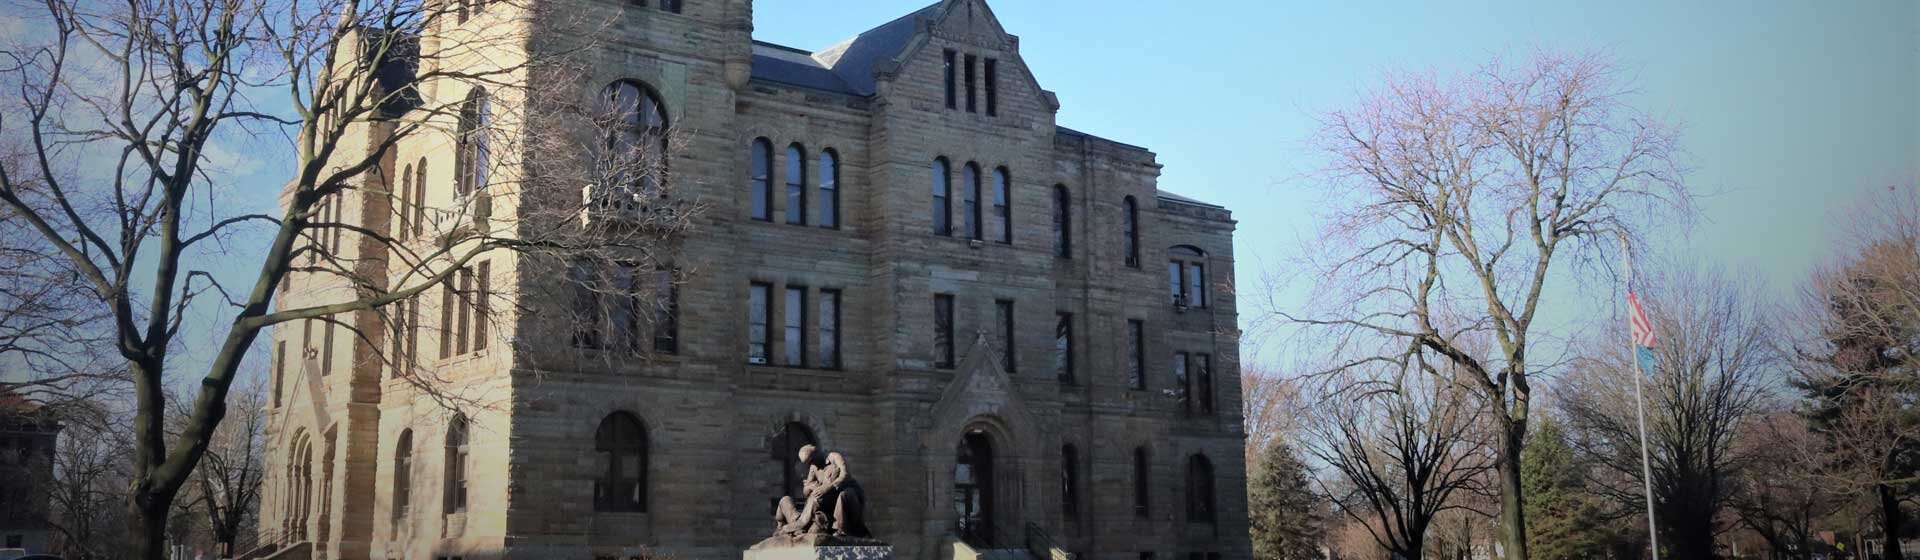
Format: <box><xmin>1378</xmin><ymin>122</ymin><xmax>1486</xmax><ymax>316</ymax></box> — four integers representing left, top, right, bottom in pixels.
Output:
<box><xmin>259</xmin><ymin>0</ymin><xmax>1248</xmax><ymax>559</ymax></box>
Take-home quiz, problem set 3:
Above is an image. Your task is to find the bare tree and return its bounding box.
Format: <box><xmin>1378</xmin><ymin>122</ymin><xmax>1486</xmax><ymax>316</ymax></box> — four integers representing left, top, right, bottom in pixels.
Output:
<box><xmin>1244</xmin><ymin>363</ymin><xmax>1304</xmax><ymax>467</ymax></box>
<box><xmin>43</xmin><ymin>401</ymin><xmax>135</xmax><ymax>559</ymax></box>
<box><xmin>168</xmin><ymin>379</ymin><xmax>267</xmax><ymax>558</ymax></box>
<box><xmin>0</xmin><ymin>0</ymin><xmax>693</xmax><ymax>554</ymax></box>
<box><xmin>1301</xmin><ymin>358</ymin><xmax>1496</xmax><ymax>560</ymax></box>
<box><xmin>1285</xmin><ymin>51</ymin><xmax>1691</xmax><ymax>558</ymax></box>
<box><xmin>1789</xmin><ymin>185</ymin><xmax>1920</xmax><ymax>560</ymax></box>
<box><xmin>1558</xmin><ymin>266</ymin><xmax>1774</xmax><ymax>559</ymax></box>
<box><xmin>1729</xmin><ymin>410</ymin><xmax>1845</xmax><ymax>560</ymax></box>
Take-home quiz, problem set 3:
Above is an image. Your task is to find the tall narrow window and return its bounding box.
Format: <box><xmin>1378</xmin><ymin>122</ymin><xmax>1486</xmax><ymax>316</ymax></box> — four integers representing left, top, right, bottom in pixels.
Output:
<box><xmin>1127</xmin><ymin>320</ymin><xmax>1145</xmax><ymax>390</ymax></box>
<box><xmin>932</xmin><ymin>158</ymin><xmax>951</xmax><ymax>235</ymax></box>
<box><xmin>964</xmin><ymin>54</ymin><xmax>978</xmax><ymax>113</ymax></box>
<box><xmin>412</xmin><ymin>158</ymin><xmax>427</xmax><ymax>237</ymax></box>
<box><xmin>1186</xmin><ymin>455</ymin><xmax>1215</xmax><ymax>523</ymax></box>
<box><xmin>819</xmin><ymin>289</ymin><xmax>841</xmax><ymax>369</ymax></box>
<box><xmin>393</xmin><ymin>430</ymin><xmax>413</xmax><ymax>529</ymax></box>
<box><xmin>455</xmin><ymin>267</ymin><xmax>473</xmax><ymax>355</ymax></box>
<box><xmin>934</xmin><ymin>295</ymin><xmax>955</xmax><ymax>369</ymax></box>
<box><xmin>819</xmin><ymin>149</ymin><xmax>839</xmax><ymax>229</ymax></box>
<box><xmin>785</xmin><ymin>144</ymin><xmax>807</xmax><ymax>225</ymax></box>
<box><xmin>1188</xmin><ymin>263</ymin><xmax>1207</xmax><ymax>308</ymax></box>
<box><xmin>609</xmin><ymin>262</ymin><xmax>638</xmax><ymax>352</ymax></box>
<box><xmin>1053</xmin><ymin>313</ymin><xmax>1074</xmax><ymax>384</ymax></box>
<box><xmin>601</xmin><ymin>81</ymin><xmax>669</xmax><ymax>199</ymax></box>
<box><xmin>595</xmin><ymin>412</ymin><xmax>647</xmax><ymax>512</ymax></box>
<box><xmin>750</xmin><ymin>139</ymin><xmax>773</xmax><ymax>221</ymax></box>
<box><xmin>943</xmin><ymin>50</ymin><xmax>957</xmax><ymax>110</ymax></box>
<box><xmin>994</xmin><ymin>300</ymin><xmax>1015</xmax><ymax>373</ymax></box>
<box><xmin>1173</xmin><ymin>352</ymin><xmax>1190</xmax><ymax>413</ymax></box>
<box><xmin>984</xmin><ymin>58</ymin><xmax>999</xmax><ymax>116</ymax></box>
<box><xmin>444</xmin><ymin>416</ymin><xmax>469</xmax><ymax>514</ymax></box>
<box><xmin>439</xmin><ymin>283</ymin><xmax>454</xmax><ymax>359</ymax></box>
<box><xmin>389</xmin><ymin>299</ymin><xmax>416</xmax><ymax>378</ymax></box>
<box><xmin>396</xmin><ymin>163</ymin><xmax>414</xmax><ymax>238</ymax></box>
<box><xmin>570</xmin><ymin>259</ymin><xmax>600</xmax><ymax>349</ymax></box>
<box><xmin>1169</xmin><ymin>261</ymin><xmax>1185</xmax><ymax>306</ymax></box>
<box><xmin>1061</xmin><ymin>444</ymin><xmax>1080</xmax><ymax>517</ymax></box>
<box><xmin>784</xmin><ymin>286</ymin><xmax>807</xmax><ymax>367</ymax></box>
<box><xmin>1132</xmin><ymin>447</ymin><xmax>1150</xmax><ymax>516</ymax></box>
<box><xmin>273</xmin><ymin>341</ymin><xmax>286</xmax><ymax>407</ymax></box>
<box><xmin>992</xmin><ymin>167</ymin><xmax>1011</xmax><ymax>244</ymax></box>
<box><xmin>748</xmin><ymin>283</ymin><xmax>771</xmax><ymax>363</ymax></box>
<box><xmin>474</xmin><ymin>261</ymin><xmax>490</xmax><ymax>351</ymax></box>
<box><xmin>321</xmin><ymin>322</ymin><xmax>336</xmax><ymax>376</ymax></box>
<box><xmin>456</xmin><ymin>89</ymin><xmax>490</xmax><ymax>196</ymax></box>
<box><xmin>1052</xmin><ymin>185</ymin><xmax>1071</xmax><ymax>258</ymax></box>
<box><xmin>1196</xmin><ymin>354</ymin><xmax>1214</xmax><ymax>415</ymax></box>
<box><xmin>1123</xmin><ymin>197</ymin><xmax>1140</xmax><ymax>268</ymax></box>
<box><xmin>652</xmin><ymin>269</ymin><xmax>678</xmax><ymax>354</ymax></box>
<box><xmin>963</xmin><ymin>163</ymin><xmax>982</xmax><ymax>240</ymax></box>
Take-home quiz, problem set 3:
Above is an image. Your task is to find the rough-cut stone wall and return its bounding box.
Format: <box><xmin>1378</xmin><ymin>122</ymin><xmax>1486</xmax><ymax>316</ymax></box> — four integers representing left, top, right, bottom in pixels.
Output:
<box><xmin>259</xmin><ymin>1</ymin><xmax>1250</xmax><ymax>559</ymax></box>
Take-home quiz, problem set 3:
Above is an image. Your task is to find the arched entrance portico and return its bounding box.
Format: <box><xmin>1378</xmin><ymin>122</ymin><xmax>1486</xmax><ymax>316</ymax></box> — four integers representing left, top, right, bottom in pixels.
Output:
<box><xmin>953</xmin><ymin>429</ymin><xmax>994</xmax><ymax>545</ymax></box>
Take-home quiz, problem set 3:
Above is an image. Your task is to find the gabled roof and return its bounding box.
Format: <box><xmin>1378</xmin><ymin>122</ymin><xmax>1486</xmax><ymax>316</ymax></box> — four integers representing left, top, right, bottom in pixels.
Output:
<box><xmin>750</xmin><ymin>2</ymin><xmax>943</xmax><ymax>96</ymax></box>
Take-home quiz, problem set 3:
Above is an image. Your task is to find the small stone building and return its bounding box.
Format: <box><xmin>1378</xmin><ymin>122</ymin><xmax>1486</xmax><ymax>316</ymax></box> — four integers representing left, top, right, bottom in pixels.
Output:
<box><xmin>0</xmin><ymin>391</ymin><xmax>59</xmax><ymax>555</ymax></box>
<box><xmin>258</xmin><ymin>1</ymin><xmax>1249</xmax><ymax>559</ymax></box>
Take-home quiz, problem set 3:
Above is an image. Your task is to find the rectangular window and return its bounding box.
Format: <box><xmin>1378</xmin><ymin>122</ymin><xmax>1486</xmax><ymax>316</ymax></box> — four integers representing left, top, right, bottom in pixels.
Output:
<box><xmin>611</xmin><ymin>262</ymin><xmax>639</xmax><ymax>352</ymax></box>
<box><xmin>474</xmin><ymin>261</ymin><xmax>490</xmax><ymax>351</ymax></box>
<box><xmin>934</xmin><ymin>294</ymin><xmax>955</xmax><ymax>369</ymax></box>
<box><xmin>652</xmin><ymin>269</ymin><xmax>678</xmax><ymax>354</ymax></box>
<box><xmin>389</xmin><ymin>301</ymin><xmax>409</xmax><ymax>378</ymax></box>
<box><xmin>1127</xmin><ymin>320</ymin><xmax>1145</xmax><ymax>390</ymax></box>
<box><xmin>943</xmin><ymin>50</ymin><xmax>957</xmax><ymax>110</ymax></box>
<box><xmin>995</xmin><ymin>300</ymin><xmax>1015</xmax><ymax>373</ymax></box>
<box><xmin>984</xmin><ymin>58</ymin><xmax>999</xmax><ymax>116</ymax></box>
<box><xmin>273</xmin><ymin>341</ymin><xmax>286</xmax><ymax>407</ymax></box>
<box><xmin>405</xmin><ymin>299</ymin><xmax>419</xmax><ymax>371</ymax></box>
<box><xmin>322</xmin><ymin>321</ymin><xmax>336</xmax><ymax>376</ymax></box>
<box><xmin>784</xmin><ymin>286</ymin><xmax>807</xmax><ymax>367</ymax></box>
<box><xmin>819</xmin><ymin>289</ymin><xmax>841</xmax><ymax>369</ymax></box>
<box><xmin>571</xmin><ymin>259</ymin><xmax>600</xmax><ymax>349</ymax></box>
<box><xmin>1188</xmin><ymin>263</ymin><xmax>1206</xmax><ymax>308</ymax></box>
<box><xmin>1054</xmin><ymin>313</ymin><xmax>1073</xmax><ymax>384</ymax></box>
<box><xmin>456</xmin><ymin>267</ymin><xmax>473</xmax><ymax>355</ymax></box>
<box><xmin>1173</xmin><ymin>351</ymin><xmax>1190</xmax><ymax>412</ymax></box>
<box><xmin>748</xmin><ymin>283</ymin><xmax>771</xmax><ymax>363</ymax></box>
<box><xmin>1169</xmin><ymin>261</ymin><xmax>1186</xmax><ymax>306</ymax></box>
<box><xmin>439</xmin><ymin>283</ymin><xmax>453</xmax><ymax>359</ymax></box>
<box><xmin>1196</xmin><ymin>354</ymin><xmax>1214</xmax><ymax>414</ymax></box>
<box><xmin>964</xmin><ymin>54</ymin><xmax>978</xmax><ymax>113</ymax></box>
<box><xmin>785</xmin><ymin>147</ymin><xmax>806</xmax><ymax>225</ymax></box>
<box><xmin>820</xmin><ymin>152</ymin><xmax>839</xmax><ymax>229</ymax></box>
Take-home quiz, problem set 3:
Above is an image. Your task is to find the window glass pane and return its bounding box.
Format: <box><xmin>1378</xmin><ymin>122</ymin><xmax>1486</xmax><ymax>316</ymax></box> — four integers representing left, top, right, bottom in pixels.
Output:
<box><xmin>784</xmin><ymin>287</ymin><xmax>806</xmax><ymax>366</ymax></box>
<box><xmin>819</xmin><ymin>291</ymin><xmax>840</xmax><ymax>369</ymax></box>
<box><xmin>1054</xmin><ymin>313</ymin><xmax>1072</xmax><ymax>383</ymax></box>
<box><xmin>1189</xmin><ymin>263</ymin><xmax>1205</xmax><ymax>307</ymax></box>
<box><xmin>653</xmin><ymin>269</ymin><xmax>677</xmax><ymax>353</ymax></box>
<box><xmin>748</xmin><ymin>284</ymin><xmax>769</xmax><ymax>360</ymax></box>
<box><xmin>995</xmin><ymin>300</ymin><xmax>1014</xmax><ymax>372</ymax></box>
<box><xmin>751</xmin><ymin>141</ymin><xmax>771</xmax><ymax>220</ymax></box>
<box><xmin>1169</xmin><ymin>261</ymin><xmax>1184</xmax><ymax>305</ymax></box>
<box><xmin>935</xmin><ymin>295</ymin><xmax>955</xmax><ymax>368</ymax></box>
<box><xmin>963</xmin><ymin>164</ymin><xmax>980</xmax><ymax>240</ymax></box>
<box><xmin>786</xmin><ymin>145</ymin><xmax>806</xmax><ymax>225</ymax></box>
<box><xmin>611</xmin><ymin>263</ymin><xmax>637</xmax><ymax>351</ymax></box>
<box><xmin>1127</xmin><ymin>320</ymin><xmax>1144</xmax><ymax>389</ymax></box>
<box><xmin>1053</xmin><ymin>186</ymin><xmax>1070</xmax><ymax>257</ymax></box>
<box><xmin>992</xmin><ymin>168</ymin><xmax>1010</xmax><ymax>243</ymax></box>
<box><xmin>932</xmin><ymin>160</ymin><xmax>950</xmax><ymax>235</ymax></box>
<box><xmin>820</xmin><ymin>151</ymin><xmax>838</xmax><ymax>228</ymax></box>
<box><xmin>1173</xmin><ymin>352</ymin><xmax>1190</xmax><ymax>411</ymax></box>
<box><xmin>571</xmin><ymin>260</ymin><xmax>598</xmax><ymax>348</ymax></box>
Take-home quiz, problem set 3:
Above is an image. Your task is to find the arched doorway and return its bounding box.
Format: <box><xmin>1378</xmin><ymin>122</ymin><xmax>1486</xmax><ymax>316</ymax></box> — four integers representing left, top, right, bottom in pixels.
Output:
<box><xmin>954</xmin><ymin>429</ymin><xmax>994</xmax><ymax>545</ymax></box>
<box><xmin>770</xmin><ymin>422</ymin><xmax>816</xmax><ymax>513</ymax></box>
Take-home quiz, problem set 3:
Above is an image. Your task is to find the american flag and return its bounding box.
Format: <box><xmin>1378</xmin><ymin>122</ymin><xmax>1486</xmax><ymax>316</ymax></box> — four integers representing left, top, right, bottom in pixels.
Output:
<box><xmin>1628</xmin><ymin>291</ymin><xmax>1657</xmax><ymax>348</ymax></box>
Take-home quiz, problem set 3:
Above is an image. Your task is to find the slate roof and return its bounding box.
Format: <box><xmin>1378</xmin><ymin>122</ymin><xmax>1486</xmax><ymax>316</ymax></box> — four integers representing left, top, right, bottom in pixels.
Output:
<box><xmin>750</xmin><ymin>2</ymin><xmax>940</xmax><ymax>96</ymax></box>
<box><xmin>1156</xmin><ymin>190</ymin><xmax>1224</xmax><ymax>209</ymax></box>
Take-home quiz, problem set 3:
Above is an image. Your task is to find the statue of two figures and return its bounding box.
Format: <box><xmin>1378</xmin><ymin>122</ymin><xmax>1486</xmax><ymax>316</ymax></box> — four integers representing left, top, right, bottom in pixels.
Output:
<box><xmin>758</xmin><ymin>444</ymin><xmax>881</xmax><ymax>548</ymax></box>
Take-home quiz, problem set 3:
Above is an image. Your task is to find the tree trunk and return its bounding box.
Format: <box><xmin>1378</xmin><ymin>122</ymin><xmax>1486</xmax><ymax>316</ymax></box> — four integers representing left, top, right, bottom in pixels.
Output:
<box><xmin>1881</xmin><ymin>483</ymin><xmax>1907</xmax><ymax>560</ymax></box>
<box><xmin>129</xmin><ymin>495</ymin><xmax>170</xmax><ymax>560</ymax></box>
<box><xmin>1497</xmin><ymin>425</ymin><xmax>1529</xmax><ymax>560</ymax></box>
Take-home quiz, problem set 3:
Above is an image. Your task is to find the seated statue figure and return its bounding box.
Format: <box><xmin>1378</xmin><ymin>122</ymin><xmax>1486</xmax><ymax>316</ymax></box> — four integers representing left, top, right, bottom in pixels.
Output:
<box><xmin>769</xmin><ymin>444</ymin><xmax>871</xmax><ymax>544</ymax></box>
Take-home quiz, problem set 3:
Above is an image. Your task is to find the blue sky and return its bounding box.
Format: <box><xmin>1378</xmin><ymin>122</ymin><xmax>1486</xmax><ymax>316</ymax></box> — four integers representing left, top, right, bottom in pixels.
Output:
<box><xmin>759</xmin><ymin>0</ymin><xmax>1918</xmax><ymax>366</ymax></box>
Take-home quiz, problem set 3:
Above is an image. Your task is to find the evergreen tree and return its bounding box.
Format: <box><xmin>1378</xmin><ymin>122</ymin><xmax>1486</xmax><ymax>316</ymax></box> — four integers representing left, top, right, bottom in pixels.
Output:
<box><xmin>1522</xmin><ymin>416</ymin><xmax>1612</xmax><ymax>560</ymax></box>
<box><xmin>1250</xmin><ymin>441</ymin><xmax>1325</xmax><ymax>560</ymax></box>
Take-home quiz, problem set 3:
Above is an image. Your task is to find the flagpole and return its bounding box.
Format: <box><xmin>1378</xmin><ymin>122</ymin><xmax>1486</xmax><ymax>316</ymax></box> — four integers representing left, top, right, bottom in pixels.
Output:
<box><xmin>1621</xmin><ymin>234</ymin><xmax>1661</xmax><ymax>560</ymax></box>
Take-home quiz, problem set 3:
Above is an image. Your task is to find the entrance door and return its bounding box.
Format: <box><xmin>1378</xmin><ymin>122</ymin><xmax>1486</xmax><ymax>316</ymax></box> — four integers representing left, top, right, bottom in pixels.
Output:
<box><xmin>954</xmin><ymin>430</ymin><xmax>994</xmax><ymax>545</ymax></box>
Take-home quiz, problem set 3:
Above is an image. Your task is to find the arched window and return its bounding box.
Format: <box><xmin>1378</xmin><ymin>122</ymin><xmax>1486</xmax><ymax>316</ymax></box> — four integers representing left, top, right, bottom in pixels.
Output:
<box><xmin>1169</xmin><ymin>245</ymin><xmax>1207</xmax><ymax>308</ymax></box>
<box><xmin>412</xmin><ymin>158</ymin><xmax>427</xmax><ymax>237</ymax></box>
<box><xmin>1122</xmin><ymin>197</ymin><xmax>1140</xmax><ymax>268</ymax></box>
<box><xmin>595</xmin><ymin>412</ymin><xmax>648</xmax><ymax>512</ymax></box>
<box><xmin>785</xmin><ymin>144</ymin><xmax>807</xmax><ymax>225</ymax></box>
<box><xmin>456</xmin><ymin>88</ymin><xmax>490</xmax><ymax>197</ymax></box>
<box><xmin>819</xmin><ymin>149</ymin><xmax>839</xmax><ymax>229</ymax></box>
<box><xmin>750</xmin><ymin>139</ymin><xmax>773</xmax><ymax>221</ymax></box>
<box><xmin>991</xmin><ymin>167</ymin><xmax>1011</xmax><ymax>244</ymax></box>
<box><xmin>1186</xmin><ymin>454</ymin><xmax>1216</xmax><ymax>523</ymax></box>
<box><xmin>931</xmin><ymin>158</ymin><xmax>951</xmax><ymax>235</ymax></box>
<box><xmin>1132</xmin><ymin>446</ymin><xmax>1150</xmax><ymax>516</ymax></box>
<box><xmin>443</xmin><ymin>416</ymin><xmax>469</xmax><ymax>514</ymax></box>
<box><xmin>1061</xmin><ymin>444</ymin><xmax>1079</xmax><ymax>517</ymax></box>
<box><xmin>600</xmin><ymin>81</ymin><xmax>669</xmax><ymax>199</ymax></box>
<box><xmin>1052</xmin><ymin>185</ymin><xmax>1071</xmax><ymax>258</ymax></box>
<box><xmin>396</xmin><ymin>163</ymin><xmax>413</xmax><ymax>238</ymax></box>
<box><xmin>963</xmin><ymin>163</ymin><xmax>982</xmax><ymax>240</ymax></box>
<box><xmin>392</xmin><ymin>430</ymin><xmax>413</xmax><ymax>529</ymax></box>
<box><xmin>770</xmin><ymin>422</ymin><xmax>816</xmax><ymax>504</ymax></box>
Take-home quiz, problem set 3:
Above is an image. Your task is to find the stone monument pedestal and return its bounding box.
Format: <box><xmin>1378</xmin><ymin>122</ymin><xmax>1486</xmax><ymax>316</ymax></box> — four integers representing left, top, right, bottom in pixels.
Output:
<box><xmin>744</xmin><ymin>544</ymin><xmax>894</xmax><ymax>560</ymax></box>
